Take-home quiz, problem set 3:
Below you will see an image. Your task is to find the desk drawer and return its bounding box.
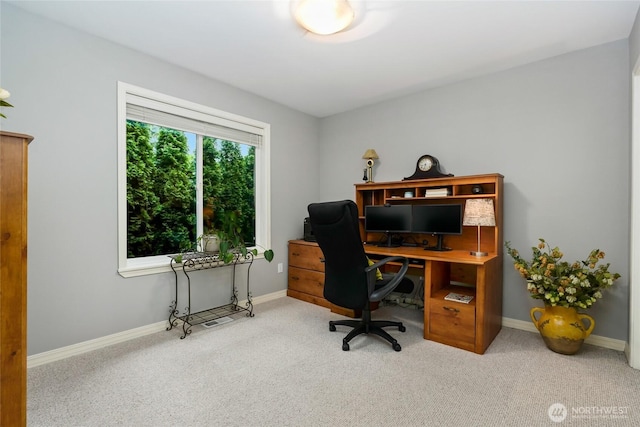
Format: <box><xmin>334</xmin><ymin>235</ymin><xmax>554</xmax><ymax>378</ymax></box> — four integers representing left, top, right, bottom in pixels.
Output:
<box><xmin>289</xmin><ymin>244</ymin><xmax>325</xmax><ymax>271</ymax></box>
<box><xmin>288</xmin><ymin>266</ymin><xmax>325</xmax><ymax>298</ymax></box>
<box><xmin>428</xmin><ymin>299</ymin><xmax>476</xmax><ymax>346</ymax></box>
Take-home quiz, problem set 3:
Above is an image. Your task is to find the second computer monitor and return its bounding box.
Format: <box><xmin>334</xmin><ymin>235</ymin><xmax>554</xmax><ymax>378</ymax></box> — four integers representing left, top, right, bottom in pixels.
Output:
<box><xmin>412</xmin><ymin>204</ymin><xmax>462</xmax><ymax>251</ymax></box>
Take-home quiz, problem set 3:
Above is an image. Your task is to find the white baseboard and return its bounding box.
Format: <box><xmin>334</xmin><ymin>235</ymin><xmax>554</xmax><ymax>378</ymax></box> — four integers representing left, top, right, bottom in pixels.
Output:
<box><xmin>27</xmin><ymin>290</ymin><xmax>287</xmax><ymax>368</ymax></box>
<box><xmin>28</xmin><ymin>291</ymin><xmax>626</xmax><ymax>368</ymax></box>
<box><xmin>502</xmin><ymin>316</ymin><xmax>627</xmax><ymax>352</ymax></box>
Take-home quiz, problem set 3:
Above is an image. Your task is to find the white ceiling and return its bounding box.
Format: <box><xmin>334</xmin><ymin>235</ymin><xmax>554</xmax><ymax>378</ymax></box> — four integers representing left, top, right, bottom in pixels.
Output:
<box><xmin>8</xmin><ymin>0</ymin><xmax>640</xmax><ymax>117</ymax></box>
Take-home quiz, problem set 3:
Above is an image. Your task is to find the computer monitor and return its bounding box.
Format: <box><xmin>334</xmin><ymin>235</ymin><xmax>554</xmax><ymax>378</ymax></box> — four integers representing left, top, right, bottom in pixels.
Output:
<box><xmin>365</xmin><ymin>204</ymin><xmax>412</xmax><ymax>247</ymax></box>
<box><xmin>412</xmin><ymin>204</ymin><xmax>462</xmax><ymax>251</ymax></box>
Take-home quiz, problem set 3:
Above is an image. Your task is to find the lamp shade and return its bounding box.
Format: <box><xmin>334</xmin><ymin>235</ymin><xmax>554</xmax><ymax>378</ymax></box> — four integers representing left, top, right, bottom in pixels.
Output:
<box><xmin>294</xmin><ymin>0</ymin><xmax>355</xmax><ymax>35</ymax></box>
<box><xmin>463</xmin><ymin>199</ymin><xmax>496</xmax><ymax>227</ymax></box>
<box><xmin>362</xmin><ymin>148</ymin><xmax>379</xmax><ymax>159</ymax></box>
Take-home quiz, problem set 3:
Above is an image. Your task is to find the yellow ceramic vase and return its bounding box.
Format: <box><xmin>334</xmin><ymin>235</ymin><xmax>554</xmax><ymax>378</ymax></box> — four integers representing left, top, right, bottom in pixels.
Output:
<box><xmin>530</xmin><ymin>305</ymin><xmax>595</xmax><ymax>355</ymax></box>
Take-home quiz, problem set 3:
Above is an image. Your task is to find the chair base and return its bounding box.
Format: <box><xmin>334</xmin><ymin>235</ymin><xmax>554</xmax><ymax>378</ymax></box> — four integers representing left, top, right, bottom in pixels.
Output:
<box><xmin>329</xmin><ymin>317</ymin><xmax>406</xmax><ymax>351</ymax></box>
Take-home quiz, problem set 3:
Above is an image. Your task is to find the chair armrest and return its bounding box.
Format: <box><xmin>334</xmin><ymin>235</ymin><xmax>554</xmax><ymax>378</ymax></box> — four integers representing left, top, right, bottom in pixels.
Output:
<box><xmin>366</xmin><ymin>256</ymin><xmax>409</xmax><ymax>301</ymax></box>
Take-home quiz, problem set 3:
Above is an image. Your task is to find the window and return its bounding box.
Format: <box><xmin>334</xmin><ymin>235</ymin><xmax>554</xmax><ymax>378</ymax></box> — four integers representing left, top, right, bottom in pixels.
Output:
<box><xmin>117</xmin><ymin>82</ymin><xmax>271</xmax><ymax>277</ymax></box>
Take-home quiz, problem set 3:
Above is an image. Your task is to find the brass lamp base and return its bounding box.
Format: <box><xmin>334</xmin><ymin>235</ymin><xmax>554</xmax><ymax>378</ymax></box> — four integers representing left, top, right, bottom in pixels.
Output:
<box><xmin>470</xmin><ymin>251</ymin><xmax>488</xmax><ymax>257</ymax></box>
<box><xmin>366</xmin><ymin>159</ymin><xmax>374</xmax><ymax>183</ymax></box>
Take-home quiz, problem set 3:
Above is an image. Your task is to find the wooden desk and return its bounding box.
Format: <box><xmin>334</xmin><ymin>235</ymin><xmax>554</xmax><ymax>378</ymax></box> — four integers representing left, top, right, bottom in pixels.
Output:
<box><xmin>364</xmin><ymin>245</ymin><xmax>502</xmax><ymax>354</ymax></box>
<box><xmin>354</xmin><ymin>174</ymin><xmax>504</xmax><ymax>353</ymax></box>
<box><xmin>288</xmin><ymin>240</ymin><xmax>503</xmax><ymax>354</ymax></box>
<box><xmin>291</xmin><ymin>174</ymin><xmax>504</xmax><ymax>353</ymax></box>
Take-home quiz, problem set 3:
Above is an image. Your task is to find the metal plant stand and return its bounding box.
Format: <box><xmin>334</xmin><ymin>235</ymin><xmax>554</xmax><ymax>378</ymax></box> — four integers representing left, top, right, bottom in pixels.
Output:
<box><xmin>167</xmin><ymin>251</ymin><xmax>254</xmax><ymax>339</ymax></box>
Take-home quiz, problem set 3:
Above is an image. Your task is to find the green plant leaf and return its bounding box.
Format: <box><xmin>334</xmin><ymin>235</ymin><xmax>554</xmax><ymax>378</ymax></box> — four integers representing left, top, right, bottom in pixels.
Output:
<box><xmin>264</xmin><ymin>249</ymin><xmax>274</xmax><ymax>262</ymax></box>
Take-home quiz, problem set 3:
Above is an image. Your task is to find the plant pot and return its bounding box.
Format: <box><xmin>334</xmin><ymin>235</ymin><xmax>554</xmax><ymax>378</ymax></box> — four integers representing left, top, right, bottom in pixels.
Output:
<box><xmin>530</xmin><ymin>305</ymin><xmax>595</xmax><ymax>355</ymax></box>
<box><xmin>202</xmin><ymin>234</ymin><xmax>220</xmax><ymax>253</ymax></box>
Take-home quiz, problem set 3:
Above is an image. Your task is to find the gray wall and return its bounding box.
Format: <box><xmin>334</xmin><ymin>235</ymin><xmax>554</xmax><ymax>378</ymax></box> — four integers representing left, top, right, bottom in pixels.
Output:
<box><xmin>2</xmin><ymin>4</ymin><xmax>319</xmax><ymax>355</ymax></box>
<box><xmin>2</xmin><ymin>3</ymin><xmax>634</xmax><ymax>354</ymax></box>
<box><xmin>318</xmin><ymin>40</ymin><xmax>631</xmax><ymax>340</ymax></box>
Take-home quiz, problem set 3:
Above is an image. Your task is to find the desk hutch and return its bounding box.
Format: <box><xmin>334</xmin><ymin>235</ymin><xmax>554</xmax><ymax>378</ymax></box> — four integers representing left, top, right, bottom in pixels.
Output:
<box><xmin>288</xmin><ymin>173</ymin><xmax>503</xmax><ymax>354</ymax></box>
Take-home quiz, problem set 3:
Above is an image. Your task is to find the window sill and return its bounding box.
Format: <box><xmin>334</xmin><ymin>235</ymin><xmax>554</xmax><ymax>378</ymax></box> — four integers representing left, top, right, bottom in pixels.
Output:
<box><xmin>118</xmin><ymin>262</ymin><xmax>172</xmax><ymax>278</ymax></box>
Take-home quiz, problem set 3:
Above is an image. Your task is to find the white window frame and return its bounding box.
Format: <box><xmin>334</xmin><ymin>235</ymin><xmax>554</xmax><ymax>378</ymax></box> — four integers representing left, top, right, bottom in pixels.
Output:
<box><xmin>117</xmin><ymin>82</ymin><xmax>271</xmax><ymax>277</ymax></box>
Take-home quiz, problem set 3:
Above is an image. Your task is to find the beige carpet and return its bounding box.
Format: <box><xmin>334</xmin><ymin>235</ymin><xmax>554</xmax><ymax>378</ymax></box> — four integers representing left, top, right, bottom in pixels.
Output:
<box><xmin>27</xmin><ymin>297</ymin><xmax>640</xmax><ymax>426</ymax></box>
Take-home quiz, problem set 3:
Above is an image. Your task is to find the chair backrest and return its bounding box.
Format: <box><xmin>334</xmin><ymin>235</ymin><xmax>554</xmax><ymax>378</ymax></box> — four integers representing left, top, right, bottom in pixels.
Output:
<box><xmin>307</xmin><ymin>200</ymin><xmax>370</xmax><ymax>309</ymax></box>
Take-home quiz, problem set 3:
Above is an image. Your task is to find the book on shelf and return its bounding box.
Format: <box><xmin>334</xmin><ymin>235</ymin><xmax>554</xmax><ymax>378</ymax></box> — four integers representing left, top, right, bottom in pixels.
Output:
<box><xmin>444</xmin><ymin>292</ymin><xmax>474</xmax><ymax>304</ymax></box>
<box><xmin>424</xmin><ymin>188</ymin><xmax>452</xmax><ymax>197</ymax></box>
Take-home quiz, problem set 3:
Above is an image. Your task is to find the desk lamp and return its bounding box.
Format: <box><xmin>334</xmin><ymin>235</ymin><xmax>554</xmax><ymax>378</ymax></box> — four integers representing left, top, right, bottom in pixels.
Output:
<box><xmin>362</xmin><ymin>149</ymin><xmax>379</xmax><ymax>183</ymax></box>
<box><xmin>463</xmin><ymin>198</ymin><xmax>496</xmax><ymax>256</ymax></box>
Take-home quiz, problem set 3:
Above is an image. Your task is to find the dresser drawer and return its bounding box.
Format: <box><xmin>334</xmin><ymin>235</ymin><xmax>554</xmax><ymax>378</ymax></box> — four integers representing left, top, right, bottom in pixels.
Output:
<box><xmin>428</xmin><ymin>298</ymin><xmax>476</xmax><ymax>346</ymax></box>
<box><xmin>288</xmin><ymin>243</ymin><xmax>325</xmax><ymax>271</ymax></box>
<box><xmin>288</xmin><ymin>266</ymin><xmax>325</xmax><ymax>298</ymax></box>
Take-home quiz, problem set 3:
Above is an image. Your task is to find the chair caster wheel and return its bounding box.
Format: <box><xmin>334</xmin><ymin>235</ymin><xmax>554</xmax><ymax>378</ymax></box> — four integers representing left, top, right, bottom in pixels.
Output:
<box><xmin>342</xmin><ymin>342</ymin><xmax>350</xmax><ymax>351</ymax></box>
<box><xmin>329</xmin><ymin>324</ymin><xmax>336</xmax><ymax>332</ymax></box>
<box><xmin>399</xmin><ymin>325</ymin><xmax>406</xmax><ymax>332</ymax></box>
<box><xmin>392</xmin><ymin>343</ymin><xmax>402</xmax><ymax>352</ymax></box>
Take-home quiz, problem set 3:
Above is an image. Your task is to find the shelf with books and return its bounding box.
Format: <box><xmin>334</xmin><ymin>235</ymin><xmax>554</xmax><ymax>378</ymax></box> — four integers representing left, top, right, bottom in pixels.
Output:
<box><xmin>431</xmin><ymin>286</ymin><xmax>476</xmax><ymax>306</ymax></box>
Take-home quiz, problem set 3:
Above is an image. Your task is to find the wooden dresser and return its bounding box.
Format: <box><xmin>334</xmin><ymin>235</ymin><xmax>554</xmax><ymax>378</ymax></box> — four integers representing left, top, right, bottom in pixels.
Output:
<box><xmin>1</xmin><ymin>131</ymin><xmax>33</xmax><ymax>426</ymax></box>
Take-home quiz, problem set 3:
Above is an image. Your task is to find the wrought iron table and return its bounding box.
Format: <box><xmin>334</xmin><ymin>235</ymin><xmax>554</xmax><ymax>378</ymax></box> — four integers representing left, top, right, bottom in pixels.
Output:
<box><xmin>167</xmin><ymin>251</ymin><xmax>254</xmax><ymax>339</ymax></box>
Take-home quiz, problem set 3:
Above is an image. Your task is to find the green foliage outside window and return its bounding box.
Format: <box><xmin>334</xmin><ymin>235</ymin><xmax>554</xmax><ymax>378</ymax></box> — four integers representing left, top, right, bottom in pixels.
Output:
<box><xmin>126</xmin><ymin>120</ymin><xmax>256</xmax><ymax>258</ymax></box>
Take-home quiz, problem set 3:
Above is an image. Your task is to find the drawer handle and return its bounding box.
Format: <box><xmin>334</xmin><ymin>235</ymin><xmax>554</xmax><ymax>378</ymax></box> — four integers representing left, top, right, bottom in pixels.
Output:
<box><xmin>291</xmin><ymin>276</ymin><xmax>299</xmax><ymax>281</ymax></box>
<box><xmin>292</xmin><ymin>252</ymin><xmax>300</xmax><ymax>256</ymax></box>
<box><xmin>443</xmin><ymin>306</ymin><xmax>460</xmax><ymax>313</ymax></box>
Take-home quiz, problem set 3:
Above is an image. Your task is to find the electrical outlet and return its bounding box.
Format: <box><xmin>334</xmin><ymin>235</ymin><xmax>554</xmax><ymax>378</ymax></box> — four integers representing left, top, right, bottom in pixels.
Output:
<box><xmin>277</xmin><ymin>263</ymin><xmax>283</xmax><ymax>273</ymax></box>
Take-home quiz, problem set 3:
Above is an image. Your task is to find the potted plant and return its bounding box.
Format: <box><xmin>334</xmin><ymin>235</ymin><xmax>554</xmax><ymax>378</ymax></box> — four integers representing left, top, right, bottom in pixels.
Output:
<box><xmin>198</xmin><ymin>197</ymin><xmax>221</xmax><ymax>253</ymax></box>
<box><xmin>197</xmin><ymin>210</ymin><xmax>274</xmax><ymax>264</ymax></box>
<box><xmin>0</xmin><ymin>87</ymin><xmax>13</xmax><ymax>118</ymax></box>
<box><xmin>505</xmin><ymin>238</ymin><xmax>620</xmax><ymax>354</ymax></box>
<box><xmin>198</xmin><ymin>231</ymin><xmax>221</xmax><ymax>253</ymax></box>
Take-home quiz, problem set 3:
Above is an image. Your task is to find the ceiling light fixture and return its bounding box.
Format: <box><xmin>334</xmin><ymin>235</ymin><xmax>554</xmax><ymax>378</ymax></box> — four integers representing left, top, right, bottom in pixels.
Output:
<box><xmin>294</xmin><ymin>0</ymin><xmax>355</xmax><ymax>35</ymax></box>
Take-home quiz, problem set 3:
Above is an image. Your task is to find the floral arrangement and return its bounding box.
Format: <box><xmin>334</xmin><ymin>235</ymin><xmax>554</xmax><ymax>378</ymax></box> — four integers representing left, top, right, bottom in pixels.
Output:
<box><xmin>505</xmin><ymin>238</ymin><xmax>620</xmax><ymax>309</ymax></box>
<box><xmin>0</xmin><ymin>87</ymin><xmax>13</xmax><ymax>118</ymax></box>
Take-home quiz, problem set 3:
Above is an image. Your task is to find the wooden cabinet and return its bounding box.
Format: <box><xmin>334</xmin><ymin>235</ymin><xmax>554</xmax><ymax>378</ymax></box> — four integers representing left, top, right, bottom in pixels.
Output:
<box><xmin>355</xmin><ymin>174</ymin><xmax>503</xmax><ymax>354</ymax></box>
<box><xmin>421</xmin><ymin>256</ymin><xmax>502</xmax><ymax>353</ymax></box>
<box><xmin>287</xmin><ymin>240</ymin><xmax>326</xmax><ymax>307</ymax></box>
<box><xmin>1</xmin><ymin>131</ymin><xmax>33</xmax><ymax>427</ymax></box>
<box><xmin>428</xmin><ymin>298</ymin><xmax>476</xmax><ymax>347</ymax></box>
<box><xmin>287</xmin><ymin>240</ymin><xmax>356</xmax><ymax>317</ymax></box>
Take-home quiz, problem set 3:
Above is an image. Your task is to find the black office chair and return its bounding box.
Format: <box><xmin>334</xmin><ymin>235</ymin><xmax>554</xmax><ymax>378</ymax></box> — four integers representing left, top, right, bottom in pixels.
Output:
<box><xmin>307</xmin><ymin>200</ymin><xmax>410</xmax><ymax>351</ymax></box>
